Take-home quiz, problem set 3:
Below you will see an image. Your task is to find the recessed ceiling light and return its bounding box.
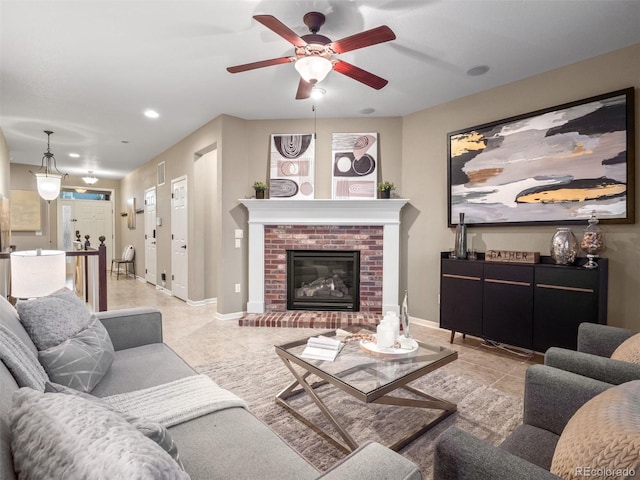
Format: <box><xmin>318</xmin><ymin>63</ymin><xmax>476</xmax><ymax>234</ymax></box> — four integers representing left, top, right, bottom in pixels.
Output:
<box><xmin>69</xmin><ymin>153</ymin><xmax>80</xmax><ymax>158</ymax></box>
<box><xmin>121</xmin><ymin>140</ymin><xmax>130</xmax><ymax>144</ymax></box>
<box><xmin>466</xmin><ymin>65</ymin><xmax>490</xmax><ymax>76</ymax></box>
<box><xmin>144</xmin><ymin>109</ymin><xmax>160</xmax><ymax>119</ymax></box>
<box><xmin>359</xmin><ymin>108</ymin><xmax>375</xmax><ymax>115</ymax></box>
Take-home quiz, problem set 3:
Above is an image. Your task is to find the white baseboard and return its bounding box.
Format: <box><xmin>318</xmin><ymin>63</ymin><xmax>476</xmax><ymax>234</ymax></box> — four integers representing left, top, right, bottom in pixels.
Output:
<box><xmin>187</xmin><ymin>297</ymin><xmax>217</xmax><ymax>307</ymax></box>
<box><xmin>215</xmin><ymin>310</ymin><xmax>245</xmax><ymax>321</ymax></box>
<box><xmin>410</xmin><ymin>316</ymin><xmax>440</xmax><ymax>329</ymax></box>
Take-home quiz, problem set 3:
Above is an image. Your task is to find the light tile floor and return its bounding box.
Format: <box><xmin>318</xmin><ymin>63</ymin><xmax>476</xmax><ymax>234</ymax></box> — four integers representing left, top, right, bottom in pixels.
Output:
<box><xmin>106</xmin><ymin>275</ymin><xmax>543</xmax><ymax>398</ymax></box>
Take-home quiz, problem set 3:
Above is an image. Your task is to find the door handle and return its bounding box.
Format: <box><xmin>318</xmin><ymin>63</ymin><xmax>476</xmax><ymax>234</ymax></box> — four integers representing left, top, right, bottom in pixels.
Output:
<box><xmin>181</xmin><ymin>245</ymin><xmax>187</xmax><ymax>249</ymax></box>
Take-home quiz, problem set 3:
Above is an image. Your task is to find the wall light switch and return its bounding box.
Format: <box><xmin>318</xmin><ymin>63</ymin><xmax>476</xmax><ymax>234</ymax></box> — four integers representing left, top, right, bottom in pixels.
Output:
<box><xmin>235</xmin><ymin>284</ymin><xmax>241</xmax><ymax>293</ymax></box>
<box><xmin>234</xmin><ymin>229</ymin><xmax>243</xmax><ymax>239</ymax></box>
<box><xmin>235</xmin><ymin>239</ymin><xmax>241</xmax><ymax>249</ymax></box>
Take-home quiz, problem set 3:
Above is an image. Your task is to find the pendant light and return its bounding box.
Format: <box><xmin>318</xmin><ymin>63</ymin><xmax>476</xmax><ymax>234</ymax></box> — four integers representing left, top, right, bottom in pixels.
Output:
<box><xmin>31</xmin><ymin>131</ymin><xmax>68</xmax><ymax>201</ymax></box>
<box><xmin>82</xmin><ymin>171</ymin><xmax>98</xmax><ymax>185</ymax></box>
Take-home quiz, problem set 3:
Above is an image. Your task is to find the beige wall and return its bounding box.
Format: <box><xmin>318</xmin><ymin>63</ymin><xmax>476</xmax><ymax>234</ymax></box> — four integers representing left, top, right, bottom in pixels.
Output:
<box><xmin>116</xmin><ymin>43</ymin><xmax>640</xmax><ymax>330</ymax></box>
<box><xmin>403</xmin><ymin>44</ymin><xmax>640</xmax><ymax>330</ymax></box>
<box><xmin>0</xmin><ymin>131</ymin><xmax>9</xmax><ymax>199</ymax></box>
<box><xmin>245</xmin><ymin>116</ymin><xmax>403</xmax><ymax>199</ymax></box>
<box><xmin>118</xmin><ymin>115</ymin><xmax>225</xmax><ymax>305</ymax></box>
<box><xmin>0</xmin><ymin>131</ymin><xmax>10</xmax><ymax>294</ymax></box>
<box><xmin>117</xmin><ymin>113</ymin><xmax>402</xmax><ymax>312</ymax></box>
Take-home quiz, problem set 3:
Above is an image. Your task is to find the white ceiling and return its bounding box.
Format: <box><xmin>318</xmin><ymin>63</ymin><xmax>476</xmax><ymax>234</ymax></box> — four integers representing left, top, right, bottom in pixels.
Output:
<box><xmin>2</xmin><ymin>0</ymin><xmax>639</xmax><ymax>180</ymax></box>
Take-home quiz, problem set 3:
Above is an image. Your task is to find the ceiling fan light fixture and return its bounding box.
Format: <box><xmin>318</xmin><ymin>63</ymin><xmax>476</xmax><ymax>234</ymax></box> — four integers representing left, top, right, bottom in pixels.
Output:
<box><xmin>295</xmin><ymin>56</ymin><xmax>332</xmax><ymax>84</ymax></box>
<box><xmin>310</xmin><ymin>87</ymin><xmax>326</xmax><ymax>100</ymax></box>
<box><xmin>82</xmin><ymin>171</ymin><xmax>98</xmax><ymax>185</ymax></box>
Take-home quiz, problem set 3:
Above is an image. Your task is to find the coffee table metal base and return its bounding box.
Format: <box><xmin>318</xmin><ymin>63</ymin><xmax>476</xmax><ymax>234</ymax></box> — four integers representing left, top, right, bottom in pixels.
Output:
<box><xmin>275</xmin><ymin>356</ymin><xmax>457</xmax><ymax>453</ymax></box>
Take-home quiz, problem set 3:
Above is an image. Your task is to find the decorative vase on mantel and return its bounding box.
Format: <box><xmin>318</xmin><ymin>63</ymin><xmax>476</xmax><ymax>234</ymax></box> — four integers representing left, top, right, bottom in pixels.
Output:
<box><xmin>550</xmin><ymin>227</ymin><xmax>578</xmax><ymax>265</ymax></box>
<box><xmin>255</xmin><ymin>190</ymin><xmax>265</xmax><ymax>199</ymax></box>
<box><xmin>454</xmin><ymin>212</ymin><xmax>467</xmax><ymax>260</ymax></box>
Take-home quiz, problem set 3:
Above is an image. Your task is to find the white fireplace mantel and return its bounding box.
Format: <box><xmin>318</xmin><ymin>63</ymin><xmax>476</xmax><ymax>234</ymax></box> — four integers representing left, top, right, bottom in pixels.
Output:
<box><xmin>239</xmin><ymin>199</ymin><xmax>409</xmax><ymax>314</ymax></box>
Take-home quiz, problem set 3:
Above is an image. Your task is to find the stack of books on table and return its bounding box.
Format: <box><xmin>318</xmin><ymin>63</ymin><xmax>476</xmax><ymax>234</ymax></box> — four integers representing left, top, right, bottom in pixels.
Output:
<box><xmin>300</xmin><ymin>335</ymin><xmax>344</xmax><ymax>362</ymax></box>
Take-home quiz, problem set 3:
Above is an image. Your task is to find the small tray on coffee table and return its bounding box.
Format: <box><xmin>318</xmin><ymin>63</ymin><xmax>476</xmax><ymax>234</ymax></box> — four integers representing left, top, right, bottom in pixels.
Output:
<box><xmin>359</xmin><ymin>338</ymin><xmax>419</xmax><ymax>358</ymax></box>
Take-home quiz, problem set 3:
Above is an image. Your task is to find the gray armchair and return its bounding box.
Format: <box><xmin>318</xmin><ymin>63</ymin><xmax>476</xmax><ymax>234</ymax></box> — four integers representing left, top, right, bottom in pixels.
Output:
<box><xmin>544</xmin><ymin>323</ymin><xmax>640</xmax><ymax>385</ymax></box>
<box><xmin>433</xmin><ymin>365</ymin><xmax>612</xmax><ymax>480</ymax></box>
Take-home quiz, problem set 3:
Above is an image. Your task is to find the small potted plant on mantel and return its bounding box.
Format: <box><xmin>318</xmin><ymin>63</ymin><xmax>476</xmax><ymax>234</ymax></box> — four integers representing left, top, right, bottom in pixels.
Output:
<box><xmin>253</xmin><ymin>181</ymin><xmax>268</xmax><ymax>199</ymax></box>
<box><xmin>377</xmin><ymin>181</ymin><xmax>395</xmax><ymax>199</ymax></box>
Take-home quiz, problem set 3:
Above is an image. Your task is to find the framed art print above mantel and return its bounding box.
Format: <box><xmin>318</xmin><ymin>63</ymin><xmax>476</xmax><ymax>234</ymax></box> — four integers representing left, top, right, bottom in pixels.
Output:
<box><xmin>447</xmin><ymin>87</ymin><xmax>635</xmax><ymax>227</ymax></box>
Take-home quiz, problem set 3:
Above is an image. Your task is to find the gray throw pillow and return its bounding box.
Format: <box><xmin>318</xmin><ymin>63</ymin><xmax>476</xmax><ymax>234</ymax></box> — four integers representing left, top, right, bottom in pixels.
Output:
<box><xmin>45</xmin><ymin>382</ymin><xmax>184</xmax><ymax>469</ymax></box>
<box><xmin>38</xmin><ymin>316</ymin><xmax>114</xmax><ymax>393</ymax></box>
<box><xmin>10</xmin><ymin>387</ymin><xmax>190</xmax><ymax>480</ymax></box>
<box><xmin>17</xmin><ymin>288</ymin><xmax>92</xmax><ymax>350</ymax></box>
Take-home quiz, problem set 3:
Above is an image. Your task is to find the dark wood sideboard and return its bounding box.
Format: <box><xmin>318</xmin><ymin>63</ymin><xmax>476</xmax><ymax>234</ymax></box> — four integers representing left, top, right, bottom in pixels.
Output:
<box><xmin>439</xmin><ymin>252</ymin><xmax>608</xmax><ymax>352</ymax></box>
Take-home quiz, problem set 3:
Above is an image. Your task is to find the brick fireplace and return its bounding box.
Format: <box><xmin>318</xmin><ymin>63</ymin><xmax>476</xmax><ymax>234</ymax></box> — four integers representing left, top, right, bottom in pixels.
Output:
<box><xmin>240</xmin><ymin>199</ymin><xmax>408</xmax><ymax>317</ymax></box>
<box><xmin>267</xmin><ymin>225</ymin><xmax>381</xmax><ymax>312</ymax></box>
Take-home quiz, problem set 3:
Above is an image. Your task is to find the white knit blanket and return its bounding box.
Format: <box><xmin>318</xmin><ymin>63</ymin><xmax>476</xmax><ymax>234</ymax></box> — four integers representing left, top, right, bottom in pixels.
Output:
<box><xmin>0</xmin><ymin>323</ymin><xmax>48</xmax><ymax>391</ymax></box>
<box><xmin>102</xmin><ymin>374</ymin><xmax>248</xmax><ymax>427</ymax></box>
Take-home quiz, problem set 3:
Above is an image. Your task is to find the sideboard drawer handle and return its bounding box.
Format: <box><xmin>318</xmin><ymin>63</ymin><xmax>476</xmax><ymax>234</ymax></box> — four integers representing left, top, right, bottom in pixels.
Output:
<box><xmin>536</xmin><ymin>283</ymin><xmax>594</xmax><ymax>293</ymax></box>
<box><xmin>485</xmin><ymin>278</ymin><xmax>531</xmax><ymax>287</ymax></box>
<box><xmin>443</xmin><ymin>273</ymin><xmax>481</xmax><ymax>281</ymax></box>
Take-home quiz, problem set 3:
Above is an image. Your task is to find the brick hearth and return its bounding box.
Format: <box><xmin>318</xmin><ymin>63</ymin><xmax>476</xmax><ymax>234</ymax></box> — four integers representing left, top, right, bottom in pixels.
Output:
<box><xmin>238</xmin><ymin>311</ymin><xmax>382</xmax><ymax>329</ymax></box>
<box><xmin>264</xmin><ymin>225</ymin><xmax>383</xmax><ymax>313</ymax></box>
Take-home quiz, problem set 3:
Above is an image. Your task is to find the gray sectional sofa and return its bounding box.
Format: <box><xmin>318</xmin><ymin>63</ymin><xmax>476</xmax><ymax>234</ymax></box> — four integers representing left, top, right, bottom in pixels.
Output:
<box><xmin>1</xmin><ymin>302</ymin><xmax>422</xmax><ymax>479</ymax></box>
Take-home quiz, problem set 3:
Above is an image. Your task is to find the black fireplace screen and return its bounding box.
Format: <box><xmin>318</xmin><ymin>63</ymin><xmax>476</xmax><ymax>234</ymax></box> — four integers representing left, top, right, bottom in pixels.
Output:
<box><xmin>286</xmin><ymin>250</ymin><xmax>360</xmax><ymax>311</ymax></box>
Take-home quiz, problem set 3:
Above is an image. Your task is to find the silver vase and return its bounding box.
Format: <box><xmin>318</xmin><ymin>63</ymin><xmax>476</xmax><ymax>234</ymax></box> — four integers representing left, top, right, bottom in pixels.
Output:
<box><xmin>550</xmin><ymin>227</ymin><xmax>578</xmax><ymax>265</ymax></box>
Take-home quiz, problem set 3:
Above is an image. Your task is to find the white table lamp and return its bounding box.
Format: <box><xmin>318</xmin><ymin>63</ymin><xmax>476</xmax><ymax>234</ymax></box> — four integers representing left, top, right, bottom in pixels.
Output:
<box><xmin>10</xmin><ymin>250</ymin><xmax>66</xmax><ymax>299</ymax></box>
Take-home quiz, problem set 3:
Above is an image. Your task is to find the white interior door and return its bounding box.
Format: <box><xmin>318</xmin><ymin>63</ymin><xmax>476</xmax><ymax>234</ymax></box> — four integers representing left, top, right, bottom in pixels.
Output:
<box><xmin>59</xmin><ymin>199</ymin><xmax>114</xmax><ymax>266</ymax></box>
<box><xmin>144</xmin><ymin>187</ymin><xmax>157</xmax><ymax>285</ymax></box>
<box><xmin>171</xmin><ymin>176</ymin><xmax>188</xmax><ymax>301</ymax></box>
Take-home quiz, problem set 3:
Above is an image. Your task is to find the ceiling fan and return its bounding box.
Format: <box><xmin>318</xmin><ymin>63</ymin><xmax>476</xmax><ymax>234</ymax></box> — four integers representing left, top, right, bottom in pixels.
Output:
<box><xmin>226</xmin><ymin>12</ymin><xmax>396</xmax><ymax>100</ymax></box>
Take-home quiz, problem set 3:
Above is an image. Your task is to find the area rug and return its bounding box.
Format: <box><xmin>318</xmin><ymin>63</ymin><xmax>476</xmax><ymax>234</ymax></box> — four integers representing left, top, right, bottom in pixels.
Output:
<box><xmin>196</xmin><ymin>347</ymin><xmax>523</xmax><ymax>479</ymax></box>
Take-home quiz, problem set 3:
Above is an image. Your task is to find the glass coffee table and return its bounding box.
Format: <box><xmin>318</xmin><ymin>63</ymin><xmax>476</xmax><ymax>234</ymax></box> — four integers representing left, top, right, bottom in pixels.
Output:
<box><xmin>274</xmin><ymin>327</ymin><xmax>458</xmax><ymax>453</ymax></box>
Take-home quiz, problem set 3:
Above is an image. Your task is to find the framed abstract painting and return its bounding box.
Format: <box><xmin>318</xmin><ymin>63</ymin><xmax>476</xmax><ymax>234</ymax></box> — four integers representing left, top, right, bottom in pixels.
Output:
<box><xmin>269</xmin><ymin>134</ymin><xmax>315</xmax><ymax>199</ymax></box>
<box><xmin>447</xmin><ymin>88</ymin><xmax>635</xmax><ymax>226</ymax></box>
<box><xmin>332</xmin><ymin>132</ymin><xmax>378</xmax><ymax>199</ymax></box>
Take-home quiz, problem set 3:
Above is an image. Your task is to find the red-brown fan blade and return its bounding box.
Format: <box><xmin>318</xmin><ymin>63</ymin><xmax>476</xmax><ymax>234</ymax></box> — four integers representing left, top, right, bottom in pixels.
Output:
<box><xmin>329</xmin><ymin>25</ymin><xmax>395</xmax><ymax>54</ymax></box>
<box><xmin>295</xmin><ymin>78</ymin><xmax>313</xmax><ymax>100</ymax></box>
<box><xmin>227</xmin><ymin>56</ymin><xmax>296</xmax><ymax>74</ymax></box>
<box><xmin>254</xmin><ymin>15</ymin><xmax>308</xmax><ymax>47</ymax></box>
<box><xmin>333</xmin><ymin>60</ymin><xmax>388</xmax><ymax>90</ymax></box>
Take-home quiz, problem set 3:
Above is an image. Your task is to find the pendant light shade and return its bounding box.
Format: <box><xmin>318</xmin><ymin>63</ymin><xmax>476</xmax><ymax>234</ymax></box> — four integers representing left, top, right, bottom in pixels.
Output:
<box><xmin>31</xmin><ymin>131</ymin><xmax>68</xmax><ymax>201</ymax></box>
<box><xmin>294</xmin><ymin>56</ymin><xmax>332</xmax><ymax>84</ymax></box>
<box><xmin>35</xmin><ymin>173</ymin><xmax>62</xmax><ymax>201</ymax></box>
<box><xmin>82</xmin><ymin>171</ymin><xmax>98</xmax><ymax>185</ymax></box>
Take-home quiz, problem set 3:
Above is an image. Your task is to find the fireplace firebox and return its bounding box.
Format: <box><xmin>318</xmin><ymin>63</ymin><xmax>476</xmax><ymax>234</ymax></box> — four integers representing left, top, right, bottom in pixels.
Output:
<box><xmin>286</xmin><ymin>250</ymin><xmax>360</xmax><ymax>311</ymax></box>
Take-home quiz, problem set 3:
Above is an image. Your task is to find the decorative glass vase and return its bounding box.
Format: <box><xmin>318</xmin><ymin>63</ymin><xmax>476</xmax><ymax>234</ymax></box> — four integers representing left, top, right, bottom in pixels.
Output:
<box><xmin>580</xmin><ymin>211</ymin><xmax>604</xmax><ymax>269</ymax></box>
<box><xmin>550</xmin><ymin>227</ymin><xmax>578</xmax><ymax>265</ymax></box>
<box><xmin>401</xmin><ymin>290</ymin><xmax>410</xmax><ymax>338</ymax></box>
<box><xmin>454</xmin><ymin>213</ymin><xmax>467</xmax><ymax>259</ymax></box>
